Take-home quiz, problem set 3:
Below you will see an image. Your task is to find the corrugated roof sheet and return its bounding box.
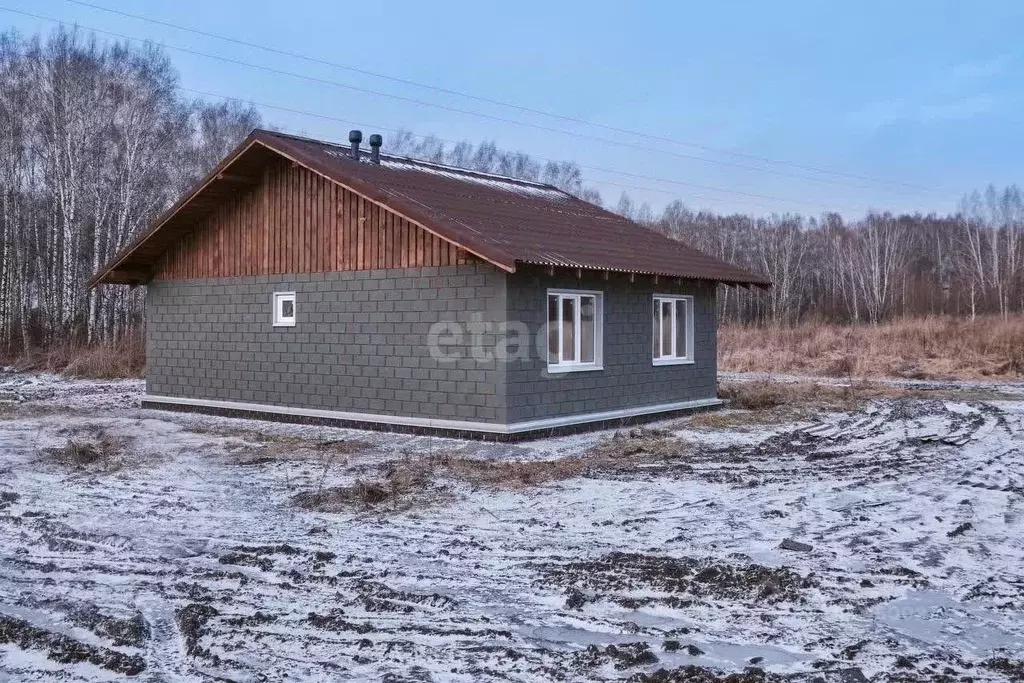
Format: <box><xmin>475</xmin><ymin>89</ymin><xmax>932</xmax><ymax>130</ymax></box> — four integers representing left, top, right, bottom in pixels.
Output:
<box><xmin>91</xmin><ymin>129</ymin><xmax>771</xmax><ymax>287</ymax></box>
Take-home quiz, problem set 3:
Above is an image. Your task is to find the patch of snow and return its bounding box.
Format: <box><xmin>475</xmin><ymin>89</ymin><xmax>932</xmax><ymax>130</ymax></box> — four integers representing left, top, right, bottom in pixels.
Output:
<box><xmin>1</xmin><ymin>373</ymin><xmax>1023</xmax><ymax>680</ymax></box>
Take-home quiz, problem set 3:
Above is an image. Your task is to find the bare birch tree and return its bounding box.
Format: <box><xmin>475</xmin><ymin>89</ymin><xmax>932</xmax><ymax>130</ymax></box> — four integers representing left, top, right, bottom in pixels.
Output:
<box><xmin>0</xmin><ymin>27</ymin><xmax>258</xmax><ymax>352</ymax></box>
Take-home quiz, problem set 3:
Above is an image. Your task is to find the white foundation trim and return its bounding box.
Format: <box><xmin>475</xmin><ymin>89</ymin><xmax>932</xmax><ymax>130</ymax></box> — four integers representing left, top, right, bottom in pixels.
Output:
<box><xmin>143</xmin><ymin>394</ymin><xmax>723</xmax><ymax>435</ymax></box>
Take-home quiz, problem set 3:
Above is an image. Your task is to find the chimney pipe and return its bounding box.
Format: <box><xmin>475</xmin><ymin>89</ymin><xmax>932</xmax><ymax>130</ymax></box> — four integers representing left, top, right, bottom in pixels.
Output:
<box><xmin>348</xmin><ymin>129</ymin><xmax>362</xmax><ymax>160</ymax></box>
<box><xmin>368</xmin><ymin>134</ymin><xmax>382</xmax><ymax>164</ymax></box>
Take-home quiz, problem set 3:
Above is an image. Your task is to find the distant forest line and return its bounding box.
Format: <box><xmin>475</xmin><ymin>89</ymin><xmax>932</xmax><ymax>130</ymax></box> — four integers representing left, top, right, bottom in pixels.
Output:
<box><xmin>0</xmin><ymin>27</ymin><xmax>1020</xmax><ymax>354</ymax></box>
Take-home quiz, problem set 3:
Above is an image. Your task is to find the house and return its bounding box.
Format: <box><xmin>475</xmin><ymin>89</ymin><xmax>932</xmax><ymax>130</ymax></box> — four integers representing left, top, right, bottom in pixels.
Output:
<box><xmin>90</xmin><ymin>129</ymin><xmax>770</xmax><ymax>439</ymax></box>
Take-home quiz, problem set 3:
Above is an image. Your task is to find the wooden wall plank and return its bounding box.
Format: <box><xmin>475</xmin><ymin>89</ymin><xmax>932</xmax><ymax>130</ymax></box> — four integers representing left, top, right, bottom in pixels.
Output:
<box><xmin>386</xmin><ymin>211</ymin><xmax>394</xmax><ymax>269</ymax></box>
<box><xmin>341</xmin><ymin>187</ymin><xmax>350</xmax><ymax>271</ymax></box>
<box><xmin>314</xmin><ymin>174</ymin><xmax>322</xmax><ymax>272</ymax></box>
<box><xmin>366</xmin><ymin>199</ymin><xmax>375</xmax><ymax>270</ymax></box>
<box><xmin>288</xmin><ymin>164</ymin><xmax>297</xmax><ymax>275</ymax></box>
<box><xmin>302</xmin><ymin>169</ymin><xmax>309</xmax><ymax>274</ymax></box>
<box><xmin>339</xmin><ymin>187</ymin><xmax>348</xmax><ymax>270</ymax></box>
<box><xmin>301</xmin><ymin>165</ymin><xmax>309</xmax><ymax>274</ymax></box>
<box><xmin>378</xmin><ymin>204</ymin><xmax>387</xmax><ymax>270</ymax></box>
<box><xmin>321</xmin><ymin>175</ymin><xmax>329</xmax><ymax>272</ymax></box>
<box><xmin>153</xmin><ymin>164</ymin><xmax>475</xmax><ymax>280</ymax></box>
<box><xmin>326</xmin><ymin>179</ymin><xmax>334</xmax><ymax>271</ymax></box>
<box><xmin>271</xmin><ymin>165</ymin><xmax>280</xmax><ymax>274</ymax></box>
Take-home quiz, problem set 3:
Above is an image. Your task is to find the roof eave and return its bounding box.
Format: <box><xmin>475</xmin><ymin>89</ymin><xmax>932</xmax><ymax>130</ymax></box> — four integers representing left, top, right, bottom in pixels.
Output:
<box><xmin>88</xmin><ymin>130</ymin><xmax>271</xmax><ymax>288</ymax></box>
<box><xmin>88</xmin><ymin>129</ymin><xmax>520</xmax><ymax>287</ymax></box>
<box><xmin>89</xmin><ymin>129</ymin><xmax>771</xmax><ymax>290</ymax></box>
<box><xmin>514</xmin><ymin>261</ymin><xmax>771</xmax><ymax>288</ymax></box>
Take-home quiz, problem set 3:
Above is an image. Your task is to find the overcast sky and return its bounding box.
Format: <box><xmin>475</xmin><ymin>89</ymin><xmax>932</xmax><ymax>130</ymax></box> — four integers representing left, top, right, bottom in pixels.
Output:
<box><xmin>3</xmin><ymin>0</ymin><xmax>1022</xmax><ymax>218</ymax></box>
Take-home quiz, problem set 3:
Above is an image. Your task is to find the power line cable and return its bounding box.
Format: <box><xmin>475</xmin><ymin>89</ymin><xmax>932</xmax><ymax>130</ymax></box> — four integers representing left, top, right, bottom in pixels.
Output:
<box><xmin>61</xmin><ymin>0</ymin><xmax>942</xmax><ymax>194</ymax></box>
<box><xmin>177</xmin><ymin>86</ymin><xmax>865</xmax><ymax>214</ymax></box>
<box><xmin>1</xmin><ymin>5</ymin><xmax>863</xmax><ymax>212</ymax></box>
<box><xmin>4</xmin><ymin>3</ymin><xmax>869</xmax><ymax>197</ymax></box>
<box><xmin>178</xmin><ymin>86</ymin><xmax>780</xmax><ymax>211</ymax></box>
<box><xmin>8</xmin><ymin>1</ymin><xmax>942</xmax><ymax>197</ymax></box>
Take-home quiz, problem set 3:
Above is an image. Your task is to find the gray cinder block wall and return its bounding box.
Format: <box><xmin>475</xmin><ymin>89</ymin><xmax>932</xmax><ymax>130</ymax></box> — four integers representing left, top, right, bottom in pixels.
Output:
<box><xmin>146</xmin><ymin>264</ymin><xmax>508</xmax><ymax>423</ymax></box>
<box><xmin>505</xmin><ymin>266</ymin><xmax>717</xmax><ymax>423</ymax></box>
<box><xmin>146</xmin><ymin>262</ymin><xmax>718</xmax><ymax>428</ymax></box>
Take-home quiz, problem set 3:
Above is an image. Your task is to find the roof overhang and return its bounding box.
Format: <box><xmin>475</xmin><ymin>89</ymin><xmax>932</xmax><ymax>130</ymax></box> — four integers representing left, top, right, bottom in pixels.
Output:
<box><xmin>89</xmin><ymin>131</ymin><xmax>519</xmax><ymax>287</ymax></box>
<box><xmin>90</xmin><ymin>134</ymin><xmax>274</xmax><ymax>286</ymax></box>
<box><xmin>513</xmin><ymin>261</ymin><xmax>771</xmax><ymax>288</ymax></box>
<box><xmin>90</xmin><ymin>129</ymin><xmax>772</xmax><ymax>290</ymax></box>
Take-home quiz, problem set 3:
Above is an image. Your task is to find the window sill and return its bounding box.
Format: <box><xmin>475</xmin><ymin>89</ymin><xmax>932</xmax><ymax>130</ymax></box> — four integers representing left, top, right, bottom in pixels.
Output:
<box><xmin>272</xmin><ymin>321</ymin><xmax>296</xmax><ymax>328</ymax></box>
<box><xmin>547</xmin><ymin>363</ymin><xmax>604</xmax><ymax>374</ymax></box>
<box><xmin>653</xmin><ymin>358</ymin><xmax>694</xmax><ymax>366</ymax></box>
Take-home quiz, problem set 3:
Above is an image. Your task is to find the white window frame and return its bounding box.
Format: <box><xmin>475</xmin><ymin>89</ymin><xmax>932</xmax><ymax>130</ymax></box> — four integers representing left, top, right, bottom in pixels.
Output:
<box><xmin>272</xmin><ymin>291</ymin><xmax>296</xmax><ymax>327</ymax></box>
<box><xmin>652</xmin><ymin>294</ymin><xmax>694</xmax><ymax>365</ymax></box>
<box><xmin>546</xmin><ymin>289</ymin><xmax>603</xmax><ymax>373</ymax></box>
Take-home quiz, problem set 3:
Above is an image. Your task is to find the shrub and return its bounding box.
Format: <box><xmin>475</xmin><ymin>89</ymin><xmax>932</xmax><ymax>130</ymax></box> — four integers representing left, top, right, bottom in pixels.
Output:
<box><xmin>12</xmin><ymin>333</ymin><xmax>145</xmax><ymax>379</ymax></box>
<box><xmin>719</xmin><ymin>316</ymin><xmax>1024</xmax><ymax>380</ymax></box>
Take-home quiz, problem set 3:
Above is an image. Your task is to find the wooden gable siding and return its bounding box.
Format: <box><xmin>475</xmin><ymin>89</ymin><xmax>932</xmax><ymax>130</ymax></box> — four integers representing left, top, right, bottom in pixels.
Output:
<box><xmin>155</xmin><ymin>160</ymin><xmax>473</xmax><ymax>280</ymax></box>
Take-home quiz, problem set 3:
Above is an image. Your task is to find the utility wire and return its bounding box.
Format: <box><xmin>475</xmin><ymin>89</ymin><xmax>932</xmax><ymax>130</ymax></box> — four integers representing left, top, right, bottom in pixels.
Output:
<box><xmin>5</xmin><ymin>4</ymin><xmax>870</xmax><ymax>197</ymax></box>
<box><xmin>177</xmin><ymin>86</ymin><xmax>778</xmax><ymax>211</ymax></box>
<box><xmin>177</xmin><ymin>86</ymin><xmax>864</xmax><ymax>214</ymax></box>
<box><xmin>1</xmin><ymin>4</ymin><xmax>865</xmax><ymax>213</ymax></box>
<box><xmin>30</xmin><ymin>0</ymin><xmax>941</xmax><ymax>196</ymax></box>
<box><xmin>62</xmin><ymin>0</ymin><xmax>942</xmax><ymax>194</ymax></box>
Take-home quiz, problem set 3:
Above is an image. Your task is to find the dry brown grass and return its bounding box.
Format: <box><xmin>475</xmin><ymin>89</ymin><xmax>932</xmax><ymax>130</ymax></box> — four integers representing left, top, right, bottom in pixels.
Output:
<box><xmin>422</xmin><ymin>453</ymin><xmax>585</xmax><ymax>490</ymax></box>
<box><xmin>293</xmin><ymin>461</ymin><xmax>442</xmax><ymax>512</ymax></box>
<box><xmin>424</xmin><ymin>428</ymin><xmax>689</xmax><ymax>491</ymax></box>
<box><xmin>41</xmin><ymin>426</ymin><xmax>132</xmax><ymax>472</ymax></box>
<box><xmin>719</xmin><ymin>316</ymin><xmax>1024</xmax><ymax>381</ymax></box>
<box><xmin>685</xmin><ymin>408</ymin><xmax>798</xmax><ymax>430</ymax></box>
<box><xmin>186</xmin><ymin>425</ymin><xmax>369</xmax><ymax>464</ymax></box>
<box><xmin>12</xmin><ymin>334</ymin><xmax>145</xmax><ymax>379</ymax></box>
<box><xmin>293</xmin><ymin>429</ymin><xmax>692</xmax><ymax>513</ymax></box>
<box><xmin>695</xmin><ymin>380</ymin><xmax>872</xmax><ymax>429</ymax></box>
<box><xmin>717</xmin><ymin>380</ymin><xmax>789</xmax><ymax>410</ymax></box>
<box><xmin>697</xmin><ymin>376</ymin><xmax>1016</xmax><ymax>432</ymax></box>
<box><xmin>718</xmin><ymin>379</ymin><xmax>868</xmax><ymax>411</ymax></box>
<box><xmin>675</xmin><ymin>380</ymin><xmax>870</xmax><ymax>431</ymax></box>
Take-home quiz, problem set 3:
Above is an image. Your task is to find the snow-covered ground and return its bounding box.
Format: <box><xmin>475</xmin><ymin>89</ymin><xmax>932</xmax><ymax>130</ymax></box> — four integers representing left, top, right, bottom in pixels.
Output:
<box><xmin>1</xmin><ymin>372</ymin><xmax>1023</xmax><ymax>682</ymax></box>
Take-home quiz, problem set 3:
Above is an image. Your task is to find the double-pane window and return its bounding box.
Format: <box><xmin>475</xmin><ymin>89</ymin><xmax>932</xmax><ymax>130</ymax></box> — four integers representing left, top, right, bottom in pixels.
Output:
<box><xmin>653</xmin><ymin>295</ymin><xmax>693</xmax><ymax>364</ymax></box>
<box><xmin>547</xmin><ymin>290</ymin><xmax>602</xmax><ymax>372</ymax></box>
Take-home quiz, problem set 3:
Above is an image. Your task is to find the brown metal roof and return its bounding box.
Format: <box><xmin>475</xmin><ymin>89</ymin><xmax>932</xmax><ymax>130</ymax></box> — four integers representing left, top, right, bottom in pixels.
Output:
<box><xmin>90</xmin><ymin>129</ymin><xmax>771</xmax><ymax>287</ymax></box>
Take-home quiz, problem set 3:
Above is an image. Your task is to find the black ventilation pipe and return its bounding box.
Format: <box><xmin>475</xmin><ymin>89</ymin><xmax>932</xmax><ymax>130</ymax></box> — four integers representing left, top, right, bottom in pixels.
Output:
<box><xmin>349</xmin><ymin>129</ymin><xmax>362</xmax><ymax>160</ymax></box>
<box><xmin>368</xmin><ymin>134</ymin><xmax>382</xmax><ymax>164</ymax></box>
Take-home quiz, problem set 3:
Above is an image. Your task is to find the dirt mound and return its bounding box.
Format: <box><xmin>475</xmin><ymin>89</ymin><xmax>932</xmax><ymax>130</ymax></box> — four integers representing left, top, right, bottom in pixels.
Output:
<box><xmin>218</xmin><ymin>543</ymin><xmax>304</xmax><ymax>571</ymax></box>
<box><xmin>306</xmin><ymin>610</ymin><xmax>374</xmax><ymax>634</ymax></box>
<box><xmin>356</xmin><ymin>579</ymin><xmax>458</xmax><ymax>612</ymax></box>
<box><xmin>41</xmin><ymin>425</ymin><xmax>133</xmax><ymax>472</ymax></box>
<box><xmin>984</xmin><ymin>658</ymin><xmax>1024</xmax><ymax>679</ymax></box>
<box><xmin>292</xmin><ymin>460</ymin><xmax>447</xmax><ymax>512</ymax></box>
<box><xmin>700</xmin><ymin>398</ymin><xmax>992</xmax><ymax>484</ymax></box>
<box><xmin>57</xmin><ymin>601</ymin><xmax>149</xmax><ymax>647</ymax></box>
<box><xmin>189</xmin><ymin>425</ymin><xmax>370</xmax><ymax>464</ymax></box>
<box><xmin>0</xmin><ymin>613</ymin><xmax>145</xmax><ymax>675</ymax></box>
<box><xmin>575</xmin><ymin>642</ymin><xmax>659</xmax><ymax>670</ymax></box>
<box><xmin>544</xmin><ymin>552</ymin><xmax>814</xmax><ymax>609</ymax></box>
<box><xmin>219</xmin><ymin>550</ymin><xmax>274</xmax><ymax>571</ymax></box>
<box><xmin>629</xmin><ymin>666</ymin><xmax>786</xmax><ymax>682</ymax></box>
<box><xmin>176</xmin><ymin>603</ymin><xmax>219</xmax><ymax>660</ymax></box>
<box><xmin>586</xmin><ymin>427</ymin><xmax>690</xmax><ymax>461</ymax></box>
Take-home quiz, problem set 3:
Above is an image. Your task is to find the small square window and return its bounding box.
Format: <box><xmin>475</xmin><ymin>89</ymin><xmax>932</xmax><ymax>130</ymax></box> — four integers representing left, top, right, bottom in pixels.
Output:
<box><xmin>273</xmin><ymin>291</ymin><xmax>296</xmax><ymax>327</ymax></box>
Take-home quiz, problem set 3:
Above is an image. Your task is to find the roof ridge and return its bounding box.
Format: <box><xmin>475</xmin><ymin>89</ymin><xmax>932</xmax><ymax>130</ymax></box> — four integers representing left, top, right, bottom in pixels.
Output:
<box><xmin>257</xmin><ymin>128</ymin><xmax>568</xmax><ymax>196</ymax></box>
<box><xmin>377</xmin><ymin>153</ymin><xmax>564</xmax><ymax>192</ymax></box>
